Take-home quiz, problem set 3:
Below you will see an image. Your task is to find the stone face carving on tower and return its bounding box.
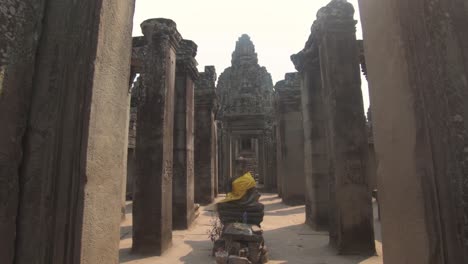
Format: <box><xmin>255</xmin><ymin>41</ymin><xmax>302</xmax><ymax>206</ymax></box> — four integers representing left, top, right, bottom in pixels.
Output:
<box><xmin>292</xmin><ymin>0</ymin><xmax>375</xmax><ymax>255</ymax></box>
<box><xmin>218</xmin><ymin>34</ymin><xmax>274</xmax><ymax>119</ymax></box>
<box><xmin>217</xmin><ymin>34</ymin><xmax>276</xmax><ymax>192</ymax></box>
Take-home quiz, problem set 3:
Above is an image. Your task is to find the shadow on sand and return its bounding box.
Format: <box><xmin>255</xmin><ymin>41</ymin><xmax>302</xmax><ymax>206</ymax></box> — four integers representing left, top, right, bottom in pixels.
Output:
<box><xmin>179</xmin><ymin>240</ymin><xmax>213</xmax><ymax>263</ymax></box>
<box><xmin>262</xmin><ymin>223</ymin><xmax>379</xmax><ymax>264</ymax></box>
<box><xmin>120</xmin><ymin>225</ymin><xmax>132</xmax><ymax>240</ymax></box>
<box><xmin>176</xmin><ymin>224</ymin><xmax>379</xmax><ymax>264</ymax></box>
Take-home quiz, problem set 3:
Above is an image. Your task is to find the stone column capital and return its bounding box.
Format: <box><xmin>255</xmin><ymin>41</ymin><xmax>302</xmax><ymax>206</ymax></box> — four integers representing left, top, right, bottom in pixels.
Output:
<box><xmin>131</xmin><ymin>37</ymin><xmax>146</xmax><ymax>71</ymax></box>
<box><xmin>195</xmin><ymin>88</ymin><xmax>217</xmax><ymax>108</ymax></box>
<box><xmin>177</xmin><ymin>39</ymin><xmax>199</xmax><ymax>80</ymax></box>
<box><xmin>291</xmin><ymin>50</ymin><xmax>320</xmax><ymax>73</ymax></box>
<box><xmin>291</xmin><ymin>0</ymin><xmax>356</xmax><ymax>73</ymax></box>
<box><xmin>141</xmin><ymin>18</ymin><xmax>182</xmax><ymax>49</ymax></box>
<box><xmin>195</xmin><ymin>66</ymin><xmax>217</xmax><ymax>108</ymax></box>
<box><xmin>315</xmin><ymin>0</ymin><xmax>357</xmax><ymax>33</ymax></box>
<box><xmin>274</xmin><ymin>73</ymin><xmax>302</xmax><ymax>113</ymax></box>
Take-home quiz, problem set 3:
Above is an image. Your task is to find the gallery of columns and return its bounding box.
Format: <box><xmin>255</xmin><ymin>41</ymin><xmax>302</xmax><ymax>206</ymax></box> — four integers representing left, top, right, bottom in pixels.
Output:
<box><xmin>0</xmin><ymin>0</ymin><xmax>467</xmax><ymax>263</ymax></box>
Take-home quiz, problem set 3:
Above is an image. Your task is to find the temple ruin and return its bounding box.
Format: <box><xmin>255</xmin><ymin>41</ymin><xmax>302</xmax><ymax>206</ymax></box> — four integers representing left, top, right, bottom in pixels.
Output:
<box><xmin>217</xmin><ymin>34</ymin><xmax>276</xmax><ymax>193</ymax></box>
<box><xmin>1</xmin><ymin>0</ymin><xmax>467</xmax><ymax>263</ymax></box>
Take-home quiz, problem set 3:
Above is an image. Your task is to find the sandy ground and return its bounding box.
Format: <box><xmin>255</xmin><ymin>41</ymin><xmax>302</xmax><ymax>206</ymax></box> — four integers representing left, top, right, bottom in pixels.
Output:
<box><xmin>119</xmin><ymin>194</ymin><xmax>383</xmax><ymax>264</ymax></box>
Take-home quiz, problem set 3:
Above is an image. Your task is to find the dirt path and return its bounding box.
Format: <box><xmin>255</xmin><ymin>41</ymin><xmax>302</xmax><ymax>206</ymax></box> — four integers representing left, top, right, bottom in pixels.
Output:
<box><xmin>119</xmin><ymin>194</ymin><xmax>383</xmax><ymax>264</ymax></box>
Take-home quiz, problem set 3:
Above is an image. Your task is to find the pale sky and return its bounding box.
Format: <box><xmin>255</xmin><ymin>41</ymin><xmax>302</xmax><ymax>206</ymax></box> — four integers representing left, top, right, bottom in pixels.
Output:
<box><xmin>132</xmin><ymin>0</ymin><xmax>369</xmax><ymax>112</ymax></box>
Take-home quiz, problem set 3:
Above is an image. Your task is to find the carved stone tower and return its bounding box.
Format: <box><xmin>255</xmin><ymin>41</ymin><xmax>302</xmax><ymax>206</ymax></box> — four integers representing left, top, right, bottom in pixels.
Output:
<box><xmin>217</xmin><ymin>34</ymin><xmax>276</xmax><ymax>192</ymax></box>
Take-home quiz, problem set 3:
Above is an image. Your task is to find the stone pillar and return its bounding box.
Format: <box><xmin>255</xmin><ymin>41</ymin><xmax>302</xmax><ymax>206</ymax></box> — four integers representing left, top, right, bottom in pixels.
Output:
<box><xmin>301</xmin><ymin>61</ymin><xmax>330</xmax><ymax>230</ymax></box>
<box><xmin>1</xmin><ymin>1</ymin><xmax>135</xmax><ymax>263</ymax></box>
<box><xmin>365</xmin><ymin>108</ymin><xmax>377</xmax><ymax>193</ymax></box>
<box><xmin>213</xmin><ymin>123</ymin><xmax>219</xmax><ymax>196</ymax></box>
<box><xmin>133</xmin><ymin>18</ymin><xmax>181</xmax><ymax>255</ymax></box>
<box><xmin>264</xmin><ymin>130</ymin><xmax>277</xmax><ymax>192</ymax></box>
<box><xmin>275</xmin><ymin>122</ymin><xmax>284</xmax><ymax>197</ymax></box>
<box><xmin>173</xmin><ymin>39</ymin><xmax>198</xmax><ymax>230</ymax></box>
<box><xmin>359</xmin><ymin>0</ymin><xmax>468</xmax><ymax>262</ymax></box>
<box><xmin>257</xmin><ymin>136</ymin><xmax>266</xmax><ymax>185</ymax></box>
<box><xmin>121</xmin><ymin>79</ymin><xmax>134</xmax><ymax>222</ymax></box>
<box><xmin>217</xmin><ymin>124</ymin><xmax>226</xmax><ymax>193</ymax></box>
<box><xmin>317</xmin><ymin>0</ymin><xmax>374</xmax><ymax>254</ymax></box>
<box><xmin>275</xmin><ymin>73</ymin><xmax>305</xmax><ymax>205</ymax></box>
<box><xmin>219</xmin><ymin>125</ymin><xmax>233</xmax><ymax>193</ymax></box>
<box><xmin>126</xmin><ymin>76</ymin><xmax>141</xmax><ymax>202</ymax></box>
<box><xmin>122</xmin><ymin>38</ymin><xmax>146</xmax><ymax>217</ymax></box>
<box><xmin>0</xmin><ymin>2</ymin><xmax>45</xmax><ymax>262</ymax></box>
<box><xmin>194</xmin><ymin>66</ymin><xmax>217</xmax><ymax>204</ymax></box>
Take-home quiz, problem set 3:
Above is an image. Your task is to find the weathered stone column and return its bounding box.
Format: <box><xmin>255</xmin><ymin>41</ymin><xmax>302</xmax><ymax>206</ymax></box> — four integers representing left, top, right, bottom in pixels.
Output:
<box><xmin>133</xmin><ymin>18</ymin><xmax>181</xmax><ymax>255</ymax></box>
<box><xmin>294</xmin><ymin>56</ymin><xmax>330</xmax><ymax>230</ymax></box>
<box><xmin>194</xmin><ymin>66</ymin><xmax>217</xmax><ymax>204</ymax></box>
<box><xmin>275</xmin><ymin>73</ymin><xmax>305</xmax><ymax>205</ymax></box>
<box><xmin>213</xmin><ymin>123</ymin><xmax>219</xmax><ymax>196</ymax></box>
<box><xmin>219</xmin><ymin>125</ymin><xmax>232</xmax><ymax>193</ymax></box>
<box><xmin>217</xmin><ymin>124</ymin><xmax>226</xmax><ymax>193</ymax></box>
<box><xmin>257</xmin><ymin>136</ymin><xmax>266</xmax><ymax>185</ymax></box>
<box><xmin>1</xmin><ymin>1</ymin><xmax>135</xmax><ymax>263</ymax></box>
<box><xmin>0</xmin><ymin>2</ymin><xmax>45</xmax><ymax>262</ymax></box>
<box><xmin>275</xmin><ymin>121</ymin><xmax>284</xmax><ymax>197</ymax></box>
<box><xmin>317</xmin><ymin>0</ymin><xmax>374</xmax><ymax>254</ymax></box>
<box><xmin>359</xmin><ymin>0</ymin><xmax>468</xmax><ymax>262</ymax></box>
<box><xmin>123</xmin><ymin>37</ymin><xmax>146</xmax><ymax>207</ymax></box>
<box><xmin>173</xmin><ymin>39</ymin><xmax>198</xmax><ymax>230</ymax></box>
<box><xmin>126</xmin><ymin>76</ymin><xmax>142</xmax><ymax>202</ymax></box>
<box><xmin>293</xmin><ymin>0</ymin><xmax>374</xmax><ymax>254</ymax></box>
<box><xmin>264</xmin><ymin>130</ymin><xmax>277</xmax><ymax>192</ymax></box>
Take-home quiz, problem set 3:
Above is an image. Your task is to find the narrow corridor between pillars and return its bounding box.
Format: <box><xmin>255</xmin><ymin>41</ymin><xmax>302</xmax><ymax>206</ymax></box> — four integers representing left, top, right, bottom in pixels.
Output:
<box><xmin>119</xmin><ymin>194</ymin><xmax>382</xmax><ymax>264</ymax></box>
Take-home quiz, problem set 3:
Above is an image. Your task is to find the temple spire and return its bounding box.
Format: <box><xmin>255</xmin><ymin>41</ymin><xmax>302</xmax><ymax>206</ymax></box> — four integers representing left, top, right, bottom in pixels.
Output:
<box><xmin>231</xmin><ymin>34</ymin><xmax>258</xmax><ymax>66</ymax></box>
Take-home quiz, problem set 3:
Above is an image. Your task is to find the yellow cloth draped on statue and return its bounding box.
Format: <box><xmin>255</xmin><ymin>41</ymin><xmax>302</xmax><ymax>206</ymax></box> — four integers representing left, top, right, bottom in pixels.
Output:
<box><xmin>219</xmin><ymin>172</ymin><xmax>256</xmax><ymax>203</ymax></box>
